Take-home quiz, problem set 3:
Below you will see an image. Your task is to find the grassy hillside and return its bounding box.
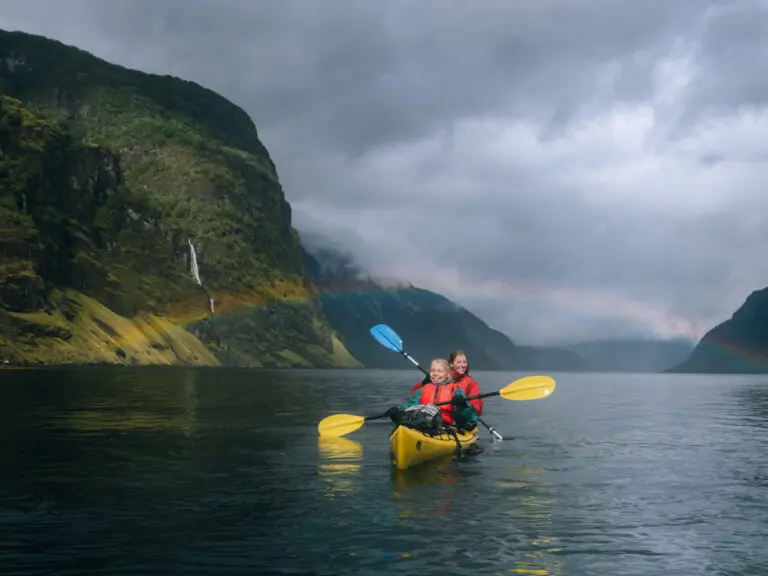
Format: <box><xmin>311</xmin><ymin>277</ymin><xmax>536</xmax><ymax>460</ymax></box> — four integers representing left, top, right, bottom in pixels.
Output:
<box><xmin>0</xmin><ymin>30</ymin><xmax>360</xmax><ymax>368</ymax></box>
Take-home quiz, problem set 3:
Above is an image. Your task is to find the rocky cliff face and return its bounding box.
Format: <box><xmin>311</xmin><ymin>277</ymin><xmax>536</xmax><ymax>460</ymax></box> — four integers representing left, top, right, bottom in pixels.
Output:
<box><xmin>0</xmin><ymin>29</ymin><xmax>360</xmax><ymax>368</ymax></box>
<box><xmin>0</xmin><ymin>91</ymin><xmax>216</xmax><ymax>365</ymax></box>
<box><xmin>670</xmin><ymin>287</ymin><xmax>768</xmax><ymax>374</ymax></box>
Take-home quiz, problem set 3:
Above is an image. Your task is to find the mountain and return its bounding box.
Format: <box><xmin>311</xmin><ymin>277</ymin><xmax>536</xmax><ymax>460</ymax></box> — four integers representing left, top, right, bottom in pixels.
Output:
<box><xmin>0</xmin><ymin>90</ymin><xmax>217</xmax><ymax>365</ymax></box>
<box><xmin>0</xmin><ymin>29</ymin><xmax>360</xmax><ymax>368</ymax></box>
<box><xmin>302</xmin><ymin>245</ymin><xmax>589</xmax><ymax>371</ymax></box>
<box><xmin>564</xmin><ymin>338</ymin><xmax>696</xmax><ymax>373</ymax></box>
<box><xmin>516</xmin><ymin>345</ymin><xmax>592</xmax><ymax>372</ymax></box>
<box><xmin>670</xmin><ymin>287</ymin><xmax>768</xmax><ymax>374</ymax></box>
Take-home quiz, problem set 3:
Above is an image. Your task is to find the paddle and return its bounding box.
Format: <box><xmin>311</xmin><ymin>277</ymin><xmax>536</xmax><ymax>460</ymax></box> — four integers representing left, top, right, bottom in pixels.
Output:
<box><xmin>370</xmin><ymin>323</ymin><xmax>506</xmax><ymax>440</ymax></box>
<box><xmin>369</xmin><ymin>324</ymin><xmax>422</xmax><ymax>369</ymax></box>
<box><xmin>317</xmin><ymin>375</ymin><xmax>556</xmax><ymax>438</ymax></box>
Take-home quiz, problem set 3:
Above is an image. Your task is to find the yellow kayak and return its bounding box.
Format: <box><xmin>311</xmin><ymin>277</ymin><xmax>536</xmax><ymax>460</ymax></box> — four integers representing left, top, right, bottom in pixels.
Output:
<box><xmin>389</xmin><ymin>425</ymin><xmax>480</xmax><ymax>470</ymax></box>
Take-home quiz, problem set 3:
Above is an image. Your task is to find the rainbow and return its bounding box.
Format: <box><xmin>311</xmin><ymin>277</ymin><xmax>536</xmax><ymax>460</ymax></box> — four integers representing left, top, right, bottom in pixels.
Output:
<box><xmin>670</xmin><ymin>333</ymin><xmax>768</xmax><ymax>373</ymax></box>
<box><xmin>314</xmin><ymin>271</ymin><xmax>768</xmax><ymax>373</ymax></box>
<box><xmin>318</xmin><ymin>272</ymin><xmax>703</xmax><ymax>341</ymax></box>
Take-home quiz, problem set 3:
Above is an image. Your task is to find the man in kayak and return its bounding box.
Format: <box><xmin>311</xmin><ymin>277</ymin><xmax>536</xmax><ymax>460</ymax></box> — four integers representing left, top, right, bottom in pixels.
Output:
<box><xmin>387</xmin><ymin>358</ymin><xmax>478</xmax><ymax>432</ymax></box>
<box><xmin>410</xmin><ymin>350</ymin><xmax>483</xmax><ymax>416</ymax></box>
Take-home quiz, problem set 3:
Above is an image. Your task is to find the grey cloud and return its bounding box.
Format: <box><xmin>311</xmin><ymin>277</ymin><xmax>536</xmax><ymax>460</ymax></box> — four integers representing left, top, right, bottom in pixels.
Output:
<box><xmin>3</xmin><ymin>0</ymin><xmax>768</xmax><ymax>343</ymax></box>
<box><xmin>2</xmin><ymin>0</ymin><xmax>710</xmax><ymax>152</ymax></box>
<box><xmin>686</xmin><ymin>3</ymin><xmax>768</xmax><ymax>114</ymax></box>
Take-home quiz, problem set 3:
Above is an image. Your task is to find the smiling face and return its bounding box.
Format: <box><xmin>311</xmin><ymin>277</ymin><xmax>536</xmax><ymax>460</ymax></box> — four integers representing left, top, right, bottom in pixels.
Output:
<box><xmin>429</xmin><ymin>360</ymin><xmax>451</xmax><ymax>383</ymax></box>
<box><xmin>451</xmin><ymin>354</ymin><xmax>468</xmax><ymax>376</ymax></box>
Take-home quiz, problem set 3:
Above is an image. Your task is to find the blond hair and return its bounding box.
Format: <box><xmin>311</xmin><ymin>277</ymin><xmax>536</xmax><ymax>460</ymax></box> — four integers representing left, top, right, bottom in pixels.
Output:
<box><xmin>429</xmin><ymin>358</ymin><xmax>453</xmax><ymax>382</ymax></box>
<box><xmin>429</xmin><ymin>358</ymin><xmax>451</xmax><ymax>375</ymax></box>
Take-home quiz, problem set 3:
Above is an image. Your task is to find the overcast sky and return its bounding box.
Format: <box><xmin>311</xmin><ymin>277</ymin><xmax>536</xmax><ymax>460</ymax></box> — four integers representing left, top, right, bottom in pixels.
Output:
<box><xmin>3</xmin><ymin>0</ymin><xmax>768</xmax><ymax>344</ymax></box>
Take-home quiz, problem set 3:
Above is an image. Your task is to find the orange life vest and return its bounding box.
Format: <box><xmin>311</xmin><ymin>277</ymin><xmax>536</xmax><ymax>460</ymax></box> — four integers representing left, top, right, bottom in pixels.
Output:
<box><xmin>418</xmin><ymin>381</ymin><xmax>460</xmax><ymax>425</ymax></box>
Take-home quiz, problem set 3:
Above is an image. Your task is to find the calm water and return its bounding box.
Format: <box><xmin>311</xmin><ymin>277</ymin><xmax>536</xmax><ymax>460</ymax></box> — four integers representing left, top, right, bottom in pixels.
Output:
<box><xmin>1</xmin><ymin>367</ymin><xmax>767</xmax><ymax>575</ymax></box>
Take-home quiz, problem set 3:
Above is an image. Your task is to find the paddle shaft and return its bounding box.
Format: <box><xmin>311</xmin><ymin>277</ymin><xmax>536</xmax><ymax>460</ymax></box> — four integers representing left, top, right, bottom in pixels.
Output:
<box><xmin>435</xmin><ymin>389</ymin><xmax>501</xmax><ymax>405</ymax></box>
<box><xmin>401</xmin><ymin>351</ymin><xmax>421</xmax><ymax>370</ymax></box>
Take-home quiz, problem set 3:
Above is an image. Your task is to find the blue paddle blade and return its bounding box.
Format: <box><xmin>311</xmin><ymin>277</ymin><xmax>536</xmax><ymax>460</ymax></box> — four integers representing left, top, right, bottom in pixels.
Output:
<box><xmin>370</xmin><ymin>324</ymin><xmax>403</xmax><ymax>353</ymax></box>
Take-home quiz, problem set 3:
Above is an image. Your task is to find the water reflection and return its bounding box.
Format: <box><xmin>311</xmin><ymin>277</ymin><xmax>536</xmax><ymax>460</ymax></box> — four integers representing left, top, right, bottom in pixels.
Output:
<box><xmin>383</xmin><ymin>458</ymin><xmax>565</xmax><ymax>574</ymax></box>
<box><xmin>390</xmin><ymin>457</ymin><xmax>461</xmax><ymax>518</ymax></box>
<box><xmin>496</xmin><ymin>464</ymin><xmax>564</xmax><ymax>576</ymax></box>
<box><xmin>715</xmin><ymin>379</ymin><xmax>768</xmax><ymax>575</ymax></box>
<box><xmin>181</xmin><ymin>369</ymin><xmax>199</xmax><ymax>438</ymax></box>
<box><xmin>317</xmin><ymin>437</ymin><xmax>363</xmax><ymax>497</ymax></box>
<box><xmin>19</xmin><ymin>368</ymin><xmax>202</xmax><ymax>437</ymax></box>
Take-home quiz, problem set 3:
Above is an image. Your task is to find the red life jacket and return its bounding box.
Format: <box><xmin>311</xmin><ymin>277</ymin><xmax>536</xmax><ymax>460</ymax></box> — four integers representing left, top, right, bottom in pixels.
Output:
<box><xmin>418</xmin><ymin>381</ymin><xmax>460</xmax><ymax>425</ymax></box>
<box><xmin>412</xmin><ymin>373</ymin><xmax>483</xmax><ymax>414</ymax></box>
<box><xmin>453</xmin><ymin>371</ymin><xmax>483</xmax><ymax>415</ymax></box>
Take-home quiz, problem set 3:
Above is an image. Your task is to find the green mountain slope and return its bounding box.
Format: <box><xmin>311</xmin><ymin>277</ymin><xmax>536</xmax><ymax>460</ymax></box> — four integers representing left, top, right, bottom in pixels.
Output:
<box><xmin>0</xmin><ymin>90</ymin><xmax>218</xmax><ymax>364</ymax></box>
<box><xmin>0</xmin><ymin>29</ymin><xmax>360</xmax><ymax>368</ymax></box>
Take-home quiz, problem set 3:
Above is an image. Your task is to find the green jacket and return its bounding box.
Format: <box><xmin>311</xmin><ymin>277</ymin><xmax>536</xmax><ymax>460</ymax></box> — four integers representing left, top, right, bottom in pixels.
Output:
<box><xmin>400</xmin><ymin>382</ymin><xmax>478</xmax><ymax>430</ymax></box>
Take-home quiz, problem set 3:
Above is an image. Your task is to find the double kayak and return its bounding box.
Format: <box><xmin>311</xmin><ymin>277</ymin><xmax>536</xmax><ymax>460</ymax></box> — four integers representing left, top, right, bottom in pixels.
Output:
<box><xmin>389</xmin><ymin>425</ymin><xmax>480</xmax><ymax>470</ymax></box>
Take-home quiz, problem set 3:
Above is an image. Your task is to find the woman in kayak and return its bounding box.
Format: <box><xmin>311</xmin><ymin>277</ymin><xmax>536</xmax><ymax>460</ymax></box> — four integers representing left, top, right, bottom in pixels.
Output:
<box><xmin>387</xmin><ymin>358</ymin><xmax>478</xmax><ymax>431</ymax></box>
<box><xmin>410</xmin><ymin>351</ymin><xmax>483</xmax><ymax>416</ymax></box>
<box><xmin>448</xmin><ymin>350</ymin><xmax>483</xmax><ymax>416</ymax></box>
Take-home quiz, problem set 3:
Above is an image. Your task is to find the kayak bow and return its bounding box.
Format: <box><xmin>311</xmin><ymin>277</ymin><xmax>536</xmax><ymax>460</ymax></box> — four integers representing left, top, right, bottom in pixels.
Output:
<box><xmin>389</xmin><ymin>425</ymin><xmax>480</xmax><ymax>470</ymax></box>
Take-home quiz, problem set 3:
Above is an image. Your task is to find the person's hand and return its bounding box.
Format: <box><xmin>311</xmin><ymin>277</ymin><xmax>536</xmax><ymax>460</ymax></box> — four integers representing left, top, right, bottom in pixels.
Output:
<box><xmin>451</xmin><ymin>394</ymin><xmax>467</xmax><ymax>407</ymax></box>
<box><xmin>385</xmin><ymin>406</ymin><xmax>402</xmax><ymax>422</ymax></box>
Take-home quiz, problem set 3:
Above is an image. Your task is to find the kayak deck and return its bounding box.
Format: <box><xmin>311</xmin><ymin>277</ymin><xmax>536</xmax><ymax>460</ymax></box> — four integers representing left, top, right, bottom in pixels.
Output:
<box><xmin>389</xmin><ymin>425</ymin><xmax>480</xmax><ymax>470</ymax></box>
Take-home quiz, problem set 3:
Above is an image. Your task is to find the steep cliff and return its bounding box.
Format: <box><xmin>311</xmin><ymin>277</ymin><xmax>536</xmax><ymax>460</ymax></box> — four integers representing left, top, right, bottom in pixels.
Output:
<box><xmin>0</xmin><ymin>29</ymin><xmax>360</xmax><ymax>368</ymax></box>
<box><xmin>0</xmin><ymin>91</ymin><xmax>217</xmax><ymax>364</ymax></box>
<box><xmin>670</xmin><ymin>287</ymin><xmax>768</xmax><ymax>374</ymax></box>
<box><xmin>302</xmin><ymin>246</ymin><xmax>588</xmax><ymax>371</ymax></box>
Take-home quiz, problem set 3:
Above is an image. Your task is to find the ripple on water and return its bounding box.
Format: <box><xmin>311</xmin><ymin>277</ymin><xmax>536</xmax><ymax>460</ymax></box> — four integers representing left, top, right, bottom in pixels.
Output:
<box><xmin>2</xmin><ymin>369</ymin><xmax>768</xmax><ymax>574</ymax></box>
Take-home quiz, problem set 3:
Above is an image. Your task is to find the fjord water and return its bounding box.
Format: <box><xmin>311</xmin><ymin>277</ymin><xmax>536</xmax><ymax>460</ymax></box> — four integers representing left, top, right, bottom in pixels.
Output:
<box><xmin>1</xmin><ymin>368</ymin><xmax>767</xmax><ymax>575</ymax></box>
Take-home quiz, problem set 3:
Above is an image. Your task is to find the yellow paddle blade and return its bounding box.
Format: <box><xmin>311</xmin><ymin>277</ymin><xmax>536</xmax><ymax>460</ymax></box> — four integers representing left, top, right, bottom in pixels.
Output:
<box><xmin>499</xmin><ymin>375</ymin><xmax>556</xmax><ymax>401</ymax></box>
<box><xmin>317</xmin><ymin>413</ymin><xmax>366</xmax><ymax>437</ymax></box>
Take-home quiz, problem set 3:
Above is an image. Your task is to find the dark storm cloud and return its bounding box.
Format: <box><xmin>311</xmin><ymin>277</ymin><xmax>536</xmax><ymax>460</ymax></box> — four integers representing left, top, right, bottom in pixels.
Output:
<box><xmin>3</xmin><ymin>0</ymin><xmax>768</xmax><ymax>343</ymax></box>
<box><xmin>685</xmin><ymin>3</ymin><xmax>768</xmax><ymax>114</ymax></box>
<box><xmin>1</xmin><ymin>0</ymin><xmax>708</xmax><ymax>152</ymax></box>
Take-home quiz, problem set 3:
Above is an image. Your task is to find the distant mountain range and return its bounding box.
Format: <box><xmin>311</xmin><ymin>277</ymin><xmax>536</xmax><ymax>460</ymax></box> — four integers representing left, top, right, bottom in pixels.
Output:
<box><xmin>301</xmin><ymin>245</ymin><xmax>696</xmax><ymax>373</ymax></box>
<box><xmin>301</xmin><ymin>245</ymin><xmax>595</xmax><ymax>371</ymax></box>
<box><xmin>564</xmin><ymin>338</ymin><xmax>696</xmax><ymax>373</ymax></box>
<box><xmin>301</xmin><ymin>246</ymin><xmax>539</xmax><ymax>370</ymax></box>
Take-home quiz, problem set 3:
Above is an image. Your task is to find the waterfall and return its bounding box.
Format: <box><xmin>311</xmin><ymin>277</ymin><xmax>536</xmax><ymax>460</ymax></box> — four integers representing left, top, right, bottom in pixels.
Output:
<box><xmin>188</xmin><ymin>239</ymin><xmax>202</xmax><ymax>286</ymax></box>
<box><xmin>188</xmin><ymin>238</ymin><xmax>214</xmax><ymax>315</ymax></box>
